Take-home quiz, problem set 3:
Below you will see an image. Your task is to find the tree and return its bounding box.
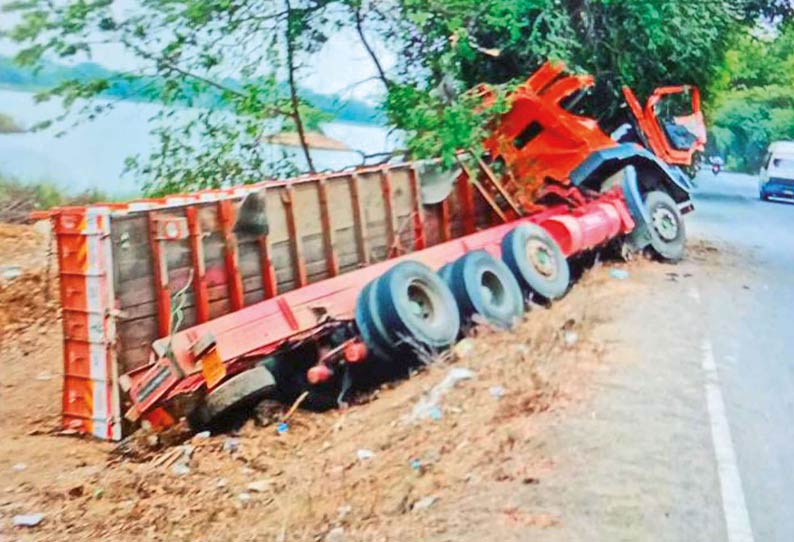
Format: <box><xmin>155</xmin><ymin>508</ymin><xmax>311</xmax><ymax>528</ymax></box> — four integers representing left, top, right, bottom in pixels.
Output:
<box><xmin>709</xmin><ymin>22</ymin><xmax>794</xmax><ymax>172</ymax></box>
<box><xmin>4</xmin><ymin>0</ymin><xmax>780</xmax><ymax>193</ymax></box>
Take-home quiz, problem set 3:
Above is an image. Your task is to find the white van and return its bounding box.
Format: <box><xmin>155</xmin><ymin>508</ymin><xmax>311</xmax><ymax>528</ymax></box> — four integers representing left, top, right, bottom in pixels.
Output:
<box><xmin>760</xmin><ymin>141</ymin><xmax>794</xmax><ymax>201</ymax></box>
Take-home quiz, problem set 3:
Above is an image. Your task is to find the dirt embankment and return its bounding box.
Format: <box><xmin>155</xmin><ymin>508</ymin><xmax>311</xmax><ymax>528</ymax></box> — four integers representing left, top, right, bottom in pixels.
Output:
<box><xmin>0</xmin><ymin>220</ymin><xmax>653</xmax><ymax>542</ymax></box>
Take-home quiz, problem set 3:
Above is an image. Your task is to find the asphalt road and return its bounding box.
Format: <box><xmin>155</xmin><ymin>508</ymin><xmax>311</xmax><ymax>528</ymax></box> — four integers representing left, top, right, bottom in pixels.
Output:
<box><xmin>688</xmin><ymin>171</ymin><xmax>794</xmax><ymax>542</ymax></box>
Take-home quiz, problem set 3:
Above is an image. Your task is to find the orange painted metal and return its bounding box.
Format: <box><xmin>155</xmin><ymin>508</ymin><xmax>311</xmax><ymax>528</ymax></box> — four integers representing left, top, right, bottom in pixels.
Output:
<box><xmin>217</xmin><ymin>199</ymin><xmax>245</xmax><ymax>312</ymax></box>
<box><xmin>258</xmin><ymin>233</ymin><xmax>279</xmax><ymax>299</ymax></box>
<box><xmin>54</xmin><ymin>208</ymin><xmax>121</xmax><ymax>440</ymax></box>
<box><xmin>622</xmin><ymin>85</ymin><xmax>706</xmax><ymax>166</ymax></box>
<box><xmin>482</xmin><ymin>61</ymin><xmax>618</xmax><ymax>208</ymax></box>
<box><xmin>408</xmin><ymin>165</ymin><xmax>427</xmax><ymax>250</ymax></box>
<box><xmin>316</xmin><ymin>177</ymin><xmax>340</xmax><ymax>278</ymax></box>
<box><xmin>380</xmin><ymin>169</ymin><xmax>398</xmax><ymax>257</ymax></box>
<box><xmin>185</xmin><ymin>206</ymin><xmax>210</xmax><ymax>324</ymax></box>
<box><xmin>282</xmin><ymin>186</ymin><xmax>308</xmax><ymax>288</ymax></box>
<box><xmin>147</xmin><ymin>213</ymin><xmax>172</xmax><ymax>339</ymax></box>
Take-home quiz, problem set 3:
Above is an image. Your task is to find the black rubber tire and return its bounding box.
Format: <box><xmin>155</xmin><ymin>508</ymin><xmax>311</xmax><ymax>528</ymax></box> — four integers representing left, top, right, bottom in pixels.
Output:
<box><xmin>644</xmin><ymin>190</ymin><xmax>686</xmax><ymax>262</ymax></box>
<box><xmin>374</xmin><ymin>260</ymin><xmax>460</xmax><ymax>352</ymax></box>
<box><xmin>438</xmin><ymin>263</ymin><xmax>454</xmax><ymax>284</ymax></box>
<box><xmin>202</xmin><ymin>366</ymin><xmax>276</xmax><ymax>423</ymax></box>
<box><xmin>354</xmin><ymin>279</ymin><xmax>396</xmax><ymax>362</ymax></box>
<box><xmin>444</xmin><ymin>250</ymin><xmax>524</xmax><ymax>329</ymax></box>
<box><xmin>501</xmin><ymin>223</ymin><xmax>570</xmax><ymax>301</ymax></box>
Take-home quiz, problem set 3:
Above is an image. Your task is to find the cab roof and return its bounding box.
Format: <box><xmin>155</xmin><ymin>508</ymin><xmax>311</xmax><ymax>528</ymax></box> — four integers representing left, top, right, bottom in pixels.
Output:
<box><xmin>769</xmin><ymin>141</ymin><xmax>794</xmax><ymax>155</ymax></box>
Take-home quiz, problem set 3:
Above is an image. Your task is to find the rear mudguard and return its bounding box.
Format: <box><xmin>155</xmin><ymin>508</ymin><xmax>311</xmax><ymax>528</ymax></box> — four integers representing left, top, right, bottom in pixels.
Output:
<box><xmin>571</xmin><ymin>144</ymin><xmax>693</xmax><ymax>204</ymax></box>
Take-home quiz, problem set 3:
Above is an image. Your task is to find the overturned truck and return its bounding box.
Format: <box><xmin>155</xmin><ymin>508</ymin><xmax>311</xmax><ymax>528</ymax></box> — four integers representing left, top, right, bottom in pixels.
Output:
<box><xmin>49</xmin><ymin>62</ymin><xmax>705</xmax><ymax>440</ymax></box>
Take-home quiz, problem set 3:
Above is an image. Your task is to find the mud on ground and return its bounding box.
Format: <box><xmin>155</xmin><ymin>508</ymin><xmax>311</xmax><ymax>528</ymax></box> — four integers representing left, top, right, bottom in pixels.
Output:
<box><xmin>0</xmin><ymin>222</ymin><xmax>721</xmax><ymax>542</ymax></box>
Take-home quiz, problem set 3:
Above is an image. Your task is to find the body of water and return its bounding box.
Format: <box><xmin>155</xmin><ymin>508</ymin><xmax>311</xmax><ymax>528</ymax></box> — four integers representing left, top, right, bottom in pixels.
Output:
<box><xmin>0</xmin><ymin>88</ymin><xmax>393</xmax><ymax>196</ymax></box>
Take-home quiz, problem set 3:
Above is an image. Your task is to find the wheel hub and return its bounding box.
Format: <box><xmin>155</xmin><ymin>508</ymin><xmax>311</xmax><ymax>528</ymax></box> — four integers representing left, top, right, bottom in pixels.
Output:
<box><xmin>651</xmin><ymin>207</ymin><xmax>679</xmax><ymax>241</ymax></box>
<box><xmin>526</xmin><ymin>239</ymin><xmax>557</xmax><ymax>279</ymax></box>
<box><xmin>407</xmin><ymin>282</ymin><xmax>436</xmax><ymax>322</ymax></box>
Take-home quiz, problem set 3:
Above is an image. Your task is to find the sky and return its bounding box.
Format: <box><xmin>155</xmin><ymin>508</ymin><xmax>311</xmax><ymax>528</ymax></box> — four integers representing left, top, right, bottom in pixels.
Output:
<box><xmin>0</xmin><ymin>0</ymin><xmax>396</xmax><ymax>104</ymax></box>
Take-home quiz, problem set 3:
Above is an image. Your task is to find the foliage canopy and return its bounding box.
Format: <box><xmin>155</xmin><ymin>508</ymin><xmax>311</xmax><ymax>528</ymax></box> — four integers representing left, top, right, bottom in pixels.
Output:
<box><xmin>4</xmin><ymin>0</ymin><xmax>790</xmax><ymax>193</ymax></box>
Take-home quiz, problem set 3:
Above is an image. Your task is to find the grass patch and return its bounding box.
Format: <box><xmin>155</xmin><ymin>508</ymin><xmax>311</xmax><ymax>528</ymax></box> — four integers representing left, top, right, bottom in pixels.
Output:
<box><xmin>0</xmin><ymin>112</ymin><xmax>24</xmax><ymax>134</ymax></box>
<box><xmin>0</xmin><ymin>175</ymin><xmax>110</xmax><ymax>223</ymax></box>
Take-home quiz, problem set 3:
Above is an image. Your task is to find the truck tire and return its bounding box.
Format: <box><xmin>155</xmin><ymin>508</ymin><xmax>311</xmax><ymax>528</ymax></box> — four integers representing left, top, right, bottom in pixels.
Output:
<box><xmin>374</xmin><ymin>260</ymin><xmax>460</xmax><ymax>354</ymax></box>
<box><xmin>443</xmin><ymin>250</ymin><xmax>524</xmax><ymax>329</ymax></box>
<box><xmin>201</xmin><ymin>366</ymin><xmax>276</xmax><ymax>423</ymax></box>
<box><xmin>644</xmin><ymin>190</ymin><xmax>686</xmax><ymax>262</ymax></box>
<box><xmin>355</xmin><ymin>279</ymin><xmax>396</xmax><ymax>362</ymax></box>
<box><xmin>501</xmin><ymin>223</ymin><xmax>570</xmax><ymax>301</ymax></box>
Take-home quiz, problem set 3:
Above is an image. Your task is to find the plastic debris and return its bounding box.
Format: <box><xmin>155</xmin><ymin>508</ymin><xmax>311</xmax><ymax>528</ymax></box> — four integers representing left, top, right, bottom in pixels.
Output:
<box><xmin>216</xmin><ymin>478</ymin><xmax>227</xmax><ymax>488</ymax></box>
<box><xmin>193</xmin><ymin>430</ymin><xmax>211</xmax><ymax>440</ymax></box>
<box><xmin>0</xmin><ymin>266</ymin><xmax>22</xmax><ymax>281</ymax></box>
<box><xmin>409</xmin><ymin>459</ymin><xmax>422</xmax><ymax>471</ymax></box>
<box><xmin>13</xmin><ymin>513</ymin><xmax>44</xmax><ymax>527</ymax></box>
<box><xmin>12</xmin><ymin>463</ymin><xmax>26</xmax><ymax>472</ymax></box>
<box><xmin>247</xmin><ymin>479</ymin><xmax>271</xmax><ymax>493</ymax></box>
<box><xmin>489</xmin><ymin>385</ymin><xmax>506</xmax><ymax>399</ymax></box>
<box><xmin>325</xmin><ymin>526</ymin><xmax>346</xmax><ymax>542</ymax></box>
<box><xmin>222</xmin><ymin>438</ymin><xmax>240</xmax><ymax>453</ymax></box>
<box><xmin>356</xmin><ymin>449</ymin><xmax>375</xmax><ymax>461</ymax></box>
<box><xmin>337</xmin><ymin>504</ymin><xmax>352</xmax><ymax>519</ymax></box>
<box><xmin>563</xmin><ymin>330</ymin><xmax>579</xmax><ymax>346</ymax></box>
<box><xmin>237</xmin><ymin>492</ymin><xmax>252</xmax><ymax>502</ymax></box>
<box><xmin>171</xmin><ymin>463</ymin><xmax>190</xmax><ymax>476</ymax></box>
<box><xmin>407</xmin><ymin>367</ymin><xmax>475</xmax><ymax>423</ymax></box>
<box><xmin>453</xmin><ymin>338</ymin><xmax>476</xmax><ymax>358</ymax></box>
<box><xmin>428</xmin><ymin>406</ymin><xmax>443</xmax><ymax>420</ymax></box>
<box><xmin>608</xmin><ymin>268</ymin><xmax>630</xmax><ymax>280</ymax></box>
<box><xmin>412</xmin><ymin>496</ymin><xmax>438</xmax><ymax>511</ymax></box>
<box><xmin>276</xmin><ymin>422</ymin><xmax>289</xmax><ymax>434</ymax></box>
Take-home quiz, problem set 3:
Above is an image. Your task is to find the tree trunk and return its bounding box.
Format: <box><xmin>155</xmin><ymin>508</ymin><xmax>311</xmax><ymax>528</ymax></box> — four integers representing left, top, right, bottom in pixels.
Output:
<box><xmin>285</xmin><ymin>0</ymin><xmax>315</xmax><ymax>172</ymax></box>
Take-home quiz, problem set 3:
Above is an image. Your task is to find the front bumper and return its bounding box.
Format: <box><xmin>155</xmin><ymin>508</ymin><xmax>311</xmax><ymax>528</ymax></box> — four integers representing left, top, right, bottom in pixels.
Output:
<box><xmin>761</xmin><ymin>181</ymin><xmax>794</xmax><ymax>200</ymax></box>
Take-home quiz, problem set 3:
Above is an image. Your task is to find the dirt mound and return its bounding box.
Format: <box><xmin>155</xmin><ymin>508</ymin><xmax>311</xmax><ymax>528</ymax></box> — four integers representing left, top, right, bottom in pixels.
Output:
<box><xmin>0</xmin><ymin>260</ymin><xmax>636</xmax><ymax>542</ymax></box>
<box><xmin>0</xmin><ymin>222</ymin><xmax>57</xmax><ymax>346</ymax></box>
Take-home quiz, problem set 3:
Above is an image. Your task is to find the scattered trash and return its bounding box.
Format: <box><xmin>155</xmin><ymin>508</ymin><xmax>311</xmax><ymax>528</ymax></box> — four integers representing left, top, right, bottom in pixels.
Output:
<box><xmin>171</xmin><ymin>463</ymin><xmax>190</xmax><ymax>476</ymax></box>
<box><xmin>0</xmin><ymin>265</ymin><xmax>22</xmax><ymax>281</ymax></box>
<box><xmin>216</xmin><ymin>478</ymin><xmax>227</xmax><ymax>488</ymax></box>
<box><xmin>412</xmin><ymin>496</ymin><xmax>438</xmax><ymax>511</ymax></box>
<box><xmin>356</xmin><ymin>449</ymin><xmax>375</xmax><ymax>461</ymax></box>
<box><xmin>222</xmin><ymin>438</ymin><xmax>240</xmax><ymax>453</ymax></box>
<box><xmin>93</xmin><ymin>488</ymin><xmax>104</xmax><ymax>499</ymax></box>
<box><xmin>453</xmin><ymin>338</ymin><xmax>476</xmax><ymax>358</ymax></box>
<box><xmin>407</xmin><ymin>367</ymin><xmax>475</xmax><ymax>423</ymax></box>
<box><xmin>325</xmin><ymin>526</ymin><xmax>346</xmax><ymax>542</ymax></box>
<box><xmin>608</xmin><ymin>268</ymin><xmax>630</xmax><ymax>280</ymax></box>
<box><xmin>12</xmin><ymin>463</ymin><xmax>26</xmax><ymax>472</ymax></box>
<box><xmin>563</xmin><ymin>330</ymin><xmax>579</xmax><ymax>346</ymax></box>
<box><xmin>337</xmin><ymin>504</ymin><xmax>352</xmax><ymax>519</ymax></box>
<box><xmin>193</xmin><ymin>430</ymin><xmax>211</xmax><ymax>440</ymax></box>
<box><xmin>34</xmin><ymin>373</ymin><xmax>53</xmax><ymax>381</ymax></box>
<box><xmin>247</xmin><ymin>479</ymin><xmax>271</xmax><ymax>493</ymax></box>
<box><xmin>489</xmin><ymin>385</ymin><xmax>506</xmax><ymax>399</ymax></box>
<box><xmin>276</xmin><ymin>422</ymin><xmax>289</xmax><ymax>435</ymax></box>
<box><xmin>237</xmin><ymin>492</ymin><xmax>252</xmax><ymax>503</ymax></box>
<box><xmin>427</xmin><ymin>405</ymin><xmax>443</xmax><ymax>421</ymax></box>
<box><xmin>409</xmin><ymin>459</ymin><xmax>422</xmax><ymax>471</ymax></box>
<box><xmin>13</xmin><ymin>513</ymin><xmax>44</xmax><ymax>527</ymax></box>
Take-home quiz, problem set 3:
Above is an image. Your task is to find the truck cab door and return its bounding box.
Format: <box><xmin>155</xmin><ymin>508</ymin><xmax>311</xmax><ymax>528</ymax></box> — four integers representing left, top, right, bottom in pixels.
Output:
<box><xmin>622</xmin><ymin>85</ymin><xmax>706</xmax><ymax>167</ymax></box>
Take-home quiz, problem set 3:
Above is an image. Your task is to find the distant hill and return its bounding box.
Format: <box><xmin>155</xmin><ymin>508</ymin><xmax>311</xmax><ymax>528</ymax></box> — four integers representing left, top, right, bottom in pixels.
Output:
<box><xmin>0</xmin><ymin>55</ymin><xmax>383</xmax><ymax>125</ymax></box>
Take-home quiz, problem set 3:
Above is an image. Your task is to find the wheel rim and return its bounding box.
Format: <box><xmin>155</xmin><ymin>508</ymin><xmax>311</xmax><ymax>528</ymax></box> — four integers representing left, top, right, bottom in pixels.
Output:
<box><xmin>526</xmin><ymin>239</ymin><xmax>557</xmax><ymax>279</ymax></box>
<box><xmin>406</xmin><ymin>280</ymin><xmax>440</xmax><ymax>325</ymax></box>
<box><xmin>651</xmin><ymin>206</ymin><xmax>679</xmax><ymax>241</ymax></box>
<box><xmin>479</xmin><ymin>269</ymin><xmax>506</xmax><ymax>307</ymax></box>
